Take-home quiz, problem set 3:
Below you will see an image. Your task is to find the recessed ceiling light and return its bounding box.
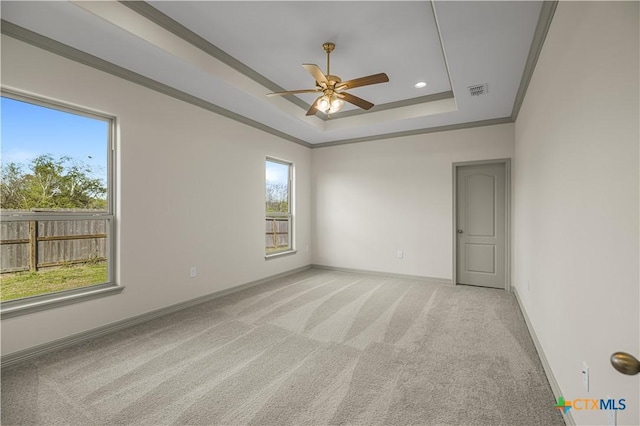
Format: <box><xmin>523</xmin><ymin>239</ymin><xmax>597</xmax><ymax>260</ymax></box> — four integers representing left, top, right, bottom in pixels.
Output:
<box><xmin>414</xmin><ymin>81</ymin><xmax>428</xmax><ymax>89</ymax></box>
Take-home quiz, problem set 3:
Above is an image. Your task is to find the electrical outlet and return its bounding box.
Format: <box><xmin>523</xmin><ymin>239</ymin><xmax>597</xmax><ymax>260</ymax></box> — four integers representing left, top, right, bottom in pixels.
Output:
<box><xmin>397</xmin><ymin>250</ymin><xmax>403</xmax><ymax>259</ymax></box>
<box><xmin>582</xmin><ymin>362</ymin><xmax>589</xmax><ymax>392</ymax></box>
<box><xmin>190</xmin><ymin>267</ymin><xmax>197</xmax><ymax>278</ymax></box>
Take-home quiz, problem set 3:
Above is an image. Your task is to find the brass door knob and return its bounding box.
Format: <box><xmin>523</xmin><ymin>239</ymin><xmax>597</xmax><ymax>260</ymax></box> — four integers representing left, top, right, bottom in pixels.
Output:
<box><xmin>611</xmin><ymin>352</ymin><xmax>640</xmax><ymax>375</ymax></box>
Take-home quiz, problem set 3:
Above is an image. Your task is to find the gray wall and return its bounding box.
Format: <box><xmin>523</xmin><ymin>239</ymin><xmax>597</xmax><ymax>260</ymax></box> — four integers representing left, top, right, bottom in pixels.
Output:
<box><xmin>311</xmin><ymin>124</ymin><xmax>514</xmax><ymax>280</ymax></box>
<box><xmin>513</xmin><ymin>2</ymin><xmax>639</xmax><ymax>425</ymax></box>
<box><xmin>1</xmin><ymin>35</ymin><xmax>312</xmax><ymax>355</ymax></box>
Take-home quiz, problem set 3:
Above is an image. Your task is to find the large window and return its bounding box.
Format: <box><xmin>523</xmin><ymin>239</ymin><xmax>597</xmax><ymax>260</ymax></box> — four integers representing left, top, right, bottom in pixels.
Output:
<box><xmin>0</xmin><ymin>91</ymin><xmax>116</xmax><ymax>311</ymax></box>
<box><xmin>265</xmin><ymin>158</ymin><xmax>293</xmax><ymax>256</ymax></box>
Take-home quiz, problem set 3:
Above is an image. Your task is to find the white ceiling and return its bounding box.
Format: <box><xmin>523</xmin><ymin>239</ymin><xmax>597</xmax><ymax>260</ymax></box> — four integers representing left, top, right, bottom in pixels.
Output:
<box><xmin>1</xmin><ymin>1</ymin><xmax>545</xmax><ymax>146</ymax></box>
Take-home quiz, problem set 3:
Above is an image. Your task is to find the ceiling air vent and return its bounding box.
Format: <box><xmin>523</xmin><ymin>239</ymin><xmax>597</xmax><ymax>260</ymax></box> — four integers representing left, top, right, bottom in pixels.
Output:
<box><xmin>468</xmin><ymin>83</ymin><xmax>488</xmax><ymax>96</ymax></box>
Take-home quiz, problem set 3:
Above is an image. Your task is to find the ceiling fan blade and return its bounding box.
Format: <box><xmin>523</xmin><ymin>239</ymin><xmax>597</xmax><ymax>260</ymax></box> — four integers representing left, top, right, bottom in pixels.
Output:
<box><xmin>337</xmin><ymin>92</ymin><xmax>375</xmax><ymax>110</ymax></box>
<box><xmin>336</xmin><ymin>73</ymin><xmax>389</xmax><ymax>90</ymax></box>
<box><xmin>267</xmin><ymin>89</ymin><xmax>320</xmax><ymax>97</ymax></box>
<box><xmin>305</xmin><ymin>101</ymin><xmax>319</xmax><ymax>116</ymax></box>
<box><xmin>302</xmin><ymin>64</ymin><xmax>329</xmax><ymax>86</ymax></box>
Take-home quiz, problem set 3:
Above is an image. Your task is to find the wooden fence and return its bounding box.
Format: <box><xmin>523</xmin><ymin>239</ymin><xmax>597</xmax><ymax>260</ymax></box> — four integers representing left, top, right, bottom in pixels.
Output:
<box><xmin>265</xmin><ymin>217</ymin><xmax>289</xmax><ymax>249</ymax></box>
<box><xmin>1</xmin><ymin>219</ymin><xmax>107</xmax><ymax>273</ymax></box>
<box><xmin>2</xmin><ymin>217</ymin><xmax>288</xmax><ymax>273</ymax></box>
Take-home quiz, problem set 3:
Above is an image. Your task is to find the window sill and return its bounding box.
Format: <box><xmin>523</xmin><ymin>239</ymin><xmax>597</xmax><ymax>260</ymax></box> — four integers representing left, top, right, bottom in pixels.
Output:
<box><xmin>265</xmin><ymin>250</ymin><xmax>297</xmax><ymax>260</ymax></box>
<box><xmin>1</xmin><ymin>284</ymin><xmax>124</xmax><ymax>319</ymax></box>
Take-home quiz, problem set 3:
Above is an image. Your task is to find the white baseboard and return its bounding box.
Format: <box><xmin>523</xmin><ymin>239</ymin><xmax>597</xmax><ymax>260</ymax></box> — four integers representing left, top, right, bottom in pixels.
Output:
<box><xmin>310</xmin><ymin>264</ymin><xmax>453</xmax><ymax>285</ymax></box>
<box><xmin>512</xmin><ymin>287</ymin><xmax>574</xmax><ymax>426</ymax></box>
<box><xmin>1</xmin><ymin>265</ymin><xmax>312</xmax><ymax>368</ymax></box>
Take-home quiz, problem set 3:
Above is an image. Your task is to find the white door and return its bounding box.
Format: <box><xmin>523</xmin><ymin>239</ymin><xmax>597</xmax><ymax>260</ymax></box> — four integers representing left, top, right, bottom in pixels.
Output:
<box><xmin>456</xmin><ymin>163</ymin><xmax>506</xmax><ymax>288</ymax></box>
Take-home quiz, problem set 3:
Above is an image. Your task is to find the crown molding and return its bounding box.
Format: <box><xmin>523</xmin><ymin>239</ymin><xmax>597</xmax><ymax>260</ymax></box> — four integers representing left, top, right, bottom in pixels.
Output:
<box><xmin>511</xmin><ymin>1</ymin><xmax>558</xmax><ymax>121</ymax></box>
<box><xmin>1</xmin><ymin>0</ymin><xmax>557</xmax><ymax>149</ymax></box>
<box><xmin>119</xmin><ymin>0</ymin><xmax>309</xmax><ymax>114</ymax></box>
<box><xmin>120</xmin><ymin>1</ymin><xmax>456</xmax><ymax>125</ymax></box>
<box><xmin>328</xmin><ymin>91</ymin><xmax>454</xmax><ymax>120</ymax></box>
<box><xmin>0</xmin><ymin>20</ymin><xmax>311</xmax><ymax>148</ymax></box>
<box><xmin>312</xmin><ymin>117</ymin><xmax>513</xmax><ymax>149</ymax></box>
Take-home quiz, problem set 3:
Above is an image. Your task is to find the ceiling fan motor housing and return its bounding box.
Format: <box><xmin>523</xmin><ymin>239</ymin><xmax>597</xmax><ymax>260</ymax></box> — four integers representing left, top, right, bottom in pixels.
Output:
<box><xmin>322</xmin><ymin>42</ymin><xmax>335</xmax><ymax>53</ymax></box>
<box><xmin>324</xmin><ymin>75</ymin><xmax>342</xmax><ymax>89</ymax></box>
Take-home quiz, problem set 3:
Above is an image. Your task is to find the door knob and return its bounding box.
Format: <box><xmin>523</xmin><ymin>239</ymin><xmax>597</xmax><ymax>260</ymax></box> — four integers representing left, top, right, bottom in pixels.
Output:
<box><xmin>611</xmin><ymin>352</ymin><xmax>640</xmax><ymax>375</ymax></box>
<box><xmin>457</xmin><ymin>230</ymin><xmax>464</xmax><ymax>233</ymax></box>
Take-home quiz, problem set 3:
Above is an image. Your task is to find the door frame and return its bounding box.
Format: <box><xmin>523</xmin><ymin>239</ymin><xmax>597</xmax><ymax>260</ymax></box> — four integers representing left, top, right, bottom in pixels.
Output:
<box><xmin>452</xmin><ymin>159</ymin><xmax>511</xmax><ymax>291</ymax></box>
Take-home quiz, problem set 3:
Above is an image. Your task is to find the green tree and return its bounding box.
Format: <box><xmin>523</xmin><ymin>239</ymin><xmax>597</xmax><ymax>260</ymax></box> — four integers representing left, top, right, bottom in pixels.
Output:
<box><xmin>0</xmin><ymin>162</ymin><xmax>27</xmax><ymax>208</ymax></box>
<box><xmin>265</xmin><ymin>181</ymin><xmax>288</xmax><ymax>213</ymax></box>
<box><xmin>1</xmin><ymin>154</ymin><xmax>106</xmax><ymax>210</ymax></box>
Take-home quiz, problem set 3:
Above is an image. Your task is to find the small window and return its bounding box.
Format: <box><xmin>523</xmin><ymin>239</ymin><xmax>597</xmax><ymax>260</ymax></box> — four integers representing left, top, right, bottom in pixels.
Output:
<box><xmin>265</xmin><ymin>158</ymin><xmax>293</xmax><ymax>256</ymax></box>
<box><xmin>1</xmin><ymin>91</ymin><xmax>116</xmax><ymax>309</ymax></box>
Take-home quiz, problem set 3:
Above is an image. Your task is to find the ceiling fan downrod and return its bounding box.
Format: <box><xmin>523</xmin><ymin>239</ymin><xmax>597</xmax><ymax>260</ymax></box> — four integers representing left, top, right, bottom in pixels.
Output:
<box><xmin>323</xmin><ymin>42</ymin><xmax>335</xmax><ymax>77</ymax></box>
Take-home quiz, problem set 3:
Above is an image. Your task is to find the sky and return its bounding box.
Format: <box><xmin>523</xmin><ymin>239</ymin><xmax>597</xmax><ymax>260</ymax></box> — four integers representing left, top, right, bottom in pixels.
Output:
<box><xmin>265</xmin><ymin>159</ymin><xmax>289</xmax><ymax>187</ymax></box>
<box><xmin>1</xmin><ymin>96</ymin><xmax>109</xmax><ymax>180</ymax></box>
<box><xmin>1</xmin><ymin>95</ymin><xmax>288</xmax><ymax>190</ymax></box>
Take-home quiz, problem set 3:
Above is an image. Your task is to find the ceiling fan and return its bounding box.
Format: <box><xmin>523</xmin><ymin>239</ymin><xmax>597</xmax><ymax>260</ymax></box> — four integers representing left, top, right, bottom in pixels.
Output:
<box><xmin>267</xmin><ymin>42</ymin><xmax>389</xmax><ymax>116</ymax></box>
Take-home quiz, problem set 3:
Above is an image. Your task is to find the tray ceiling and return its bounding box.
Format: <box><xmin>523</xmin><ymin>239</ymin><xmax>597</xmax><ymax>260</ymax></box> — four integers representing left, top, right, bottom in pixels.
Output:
<box><xmin>0</xmin><ymin>1</ymin><xmax>550</xmax><ymax>146</ymax></box>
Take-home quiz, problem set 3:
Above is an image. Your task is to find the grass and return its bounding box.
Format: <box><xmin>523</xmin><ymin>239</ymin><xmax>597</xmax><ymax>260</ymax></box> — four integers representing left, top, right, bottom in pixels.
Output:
<box><xmin>266</xmin><ymin>246</ymin><xmax>291</xmax><ymax>254</ymax></box>
<box><xmin>0</xmin><ymin>263</ymin><xmax>108</xmax><ymax>302</ymax></box>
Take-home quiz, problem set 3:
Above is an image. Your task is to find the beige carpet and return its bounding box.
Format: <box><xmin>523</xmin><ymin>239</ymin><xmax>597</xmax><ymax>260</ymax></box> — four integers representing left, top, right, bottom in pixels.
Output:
<box><xmin>1</xmin><ymin>269</ymin><xmax>564</xmax><ymax>425</ymax></box>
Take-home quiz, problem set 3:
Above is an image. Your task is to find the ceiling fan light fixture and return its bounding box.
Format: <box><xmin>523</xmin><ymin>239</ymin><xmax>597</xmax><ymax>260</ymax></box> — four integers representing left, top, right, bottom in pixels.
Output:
<box><xmin>316</xmin><ymin>94</ymin><xmax>344</xmax><ymax>114</ymax></box>
<box><xmin>317</xmin><ymin>95</ymin><xmax>331</xmax><ymax>112</ymax></box>
<box><xmin>329</xmin><ymin>97</ymin><xmax>344</xmax><ymax>113</ymax></box>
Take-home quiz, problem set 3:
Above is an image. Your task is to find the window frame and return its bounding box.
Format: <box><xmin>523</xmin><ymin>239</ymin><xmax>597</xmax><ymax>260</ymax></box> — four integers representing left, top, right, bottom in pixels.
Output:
<box><xmin>265</xmin><ymin>157</ymin><xmax>295</xmax><ymax>259</ymax></box>
<box><xmin>0</xmin><ymin>88</ymin><xmax>122</xmax><ymax>318</ymax></box>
